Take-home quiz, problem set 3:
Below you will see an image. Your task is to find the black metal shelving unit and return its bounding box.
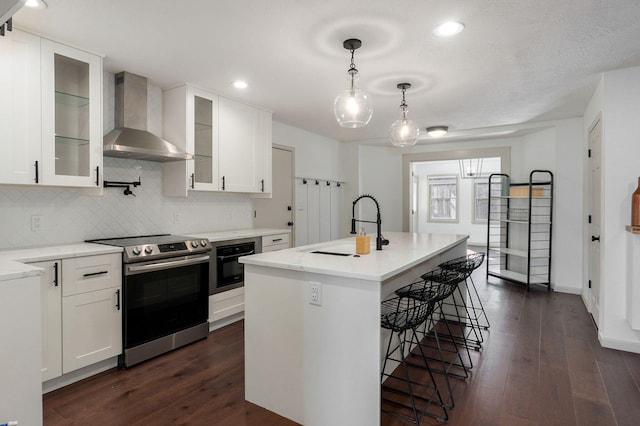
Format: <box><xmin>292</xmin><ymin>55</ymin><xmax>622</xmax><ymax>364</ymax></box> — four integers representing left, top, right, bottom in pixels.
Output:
<box><xmin>486</xmin><ymin>170</ymin><xmax>553</xmax><ymax>291</ymax></box>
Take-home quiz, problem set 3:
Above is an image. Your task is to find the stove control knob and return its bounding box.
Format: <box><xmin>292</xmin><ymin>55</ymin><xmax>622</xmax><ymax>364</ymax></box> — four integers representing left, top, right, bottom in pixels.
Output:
<box><xmin>144</xmin><ymin>246</ymin><xmax>153</xmax><ymax>254</ymax></box>
<box><xmin>132</xmin><ymin>246</ymin><xmax>141</xmax><ymax>255</ymax></box>
<box><xmin>191</xmin><ymin>240</ymin><xmax>199</xmax><ymax>248</ymax></box>
<box><xmin>200</xmin><ymin>240</ymin><xmax>208</xmax><ymax>247</ymax></box>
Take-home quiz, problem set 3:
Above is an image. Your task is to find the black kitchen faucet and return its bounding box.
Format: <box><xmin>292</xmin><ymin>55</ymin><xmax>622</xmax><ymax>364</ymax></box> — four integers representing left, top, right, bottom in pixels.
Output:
<box><xmin>350</xmin><ymin>194</ymin><xmax>389</xmax><ymax>250</ymax></box>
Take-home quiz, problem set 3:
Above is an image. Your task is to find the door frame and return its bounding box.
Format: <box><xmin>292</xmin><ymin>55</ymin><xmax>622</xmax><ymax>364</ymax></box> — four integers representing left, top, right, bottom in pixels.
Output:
<box><xmin>402</xmin><ymin>147</ymin><xmax>511</xmax><ymax>232</ymax></box>
<box><xmin>586</xmin><ymin>114</ymin><xmax>603</xmax><ymax>324</ymax></box>
<box><xmin>275</xmin><ymin>144</ymin><xmax>295</xmax><ymax>245</ymax></box>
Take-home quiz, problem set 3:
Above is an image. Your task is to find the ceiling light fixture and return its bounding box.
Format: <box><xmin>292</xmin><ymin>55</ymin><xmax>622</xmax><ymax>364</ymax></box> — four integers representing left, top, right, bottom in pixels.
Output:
<box><xmin>25</xmin><ymin>0</ymin><xmax>47</xmax><ymax>9</ymax></box>
<box><xmin>426</xmin><ymin>126</ymin><xmax>449</xmax><ymax>137</ymax></box>
<box><xmin>232</xmin><ymin>80</ymin><xmax>248</xmax><ymax>89</ymax></box>
<box><xmin>334</xmin><ymin>38</ymin><xmax>372</xmax><ymax>128</ymax></box>
<box><xmin>459</xmin><ymin>158</ymin><xmax>484</xmax><ymax>179</ymax></box>
<box><xmin>390</xmin><ymin>83</ymin><xmax>419</xmax><ymax>147</ymax></box>
<box><xmin>433</xmin><ymin>21</ymin><xmax>464</xmax><ymax>37</ymax></box>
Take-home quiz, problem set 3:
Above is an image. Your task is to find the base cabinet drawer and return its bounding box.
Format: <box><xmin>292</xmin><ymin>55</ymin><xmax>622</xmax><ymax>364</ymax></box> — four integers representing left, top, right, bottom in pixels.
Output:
<box><xmin>262</xmin><ymin>233</ymin><xmax>290</xmax><ymax>252</ymax></box>
<box><xmin>62</xmin><ymin>253</ymin><xmax>121</xmax><ymax>296</ymax></box>
<box><xmin>209</xmin><ymin>287</ymin><xmax>244</xmax><ymax>322</ymax></box>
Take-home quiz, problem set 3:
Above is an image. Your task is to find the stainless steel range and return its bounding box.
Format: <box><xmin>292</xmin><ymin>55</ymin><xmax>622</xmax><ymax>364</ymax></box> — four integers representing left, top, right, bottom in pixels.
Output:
<box><xmin>87</xmin><ymin>234</ymin><xmax>211</xmax><ymax>367</ymax></box>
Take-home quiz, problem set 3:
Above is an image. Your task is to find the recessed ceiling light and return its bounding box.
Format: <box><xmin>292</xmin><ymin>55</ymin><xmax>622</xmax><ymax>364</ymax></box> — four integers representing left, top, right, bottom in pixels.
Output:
<box><xmin>232</xmin><ymin>80</ymin><xmax>248</xmax><ymax>89</ymax></box>
<box><xmin>25</xmin><ymin>0</ymin><xmax>47</xmax><ymax>10</ymax></box>
<box><xmin>433</xmin><ymin>21</ymin><xmax>464</xmax><ymax>37</ymax></box>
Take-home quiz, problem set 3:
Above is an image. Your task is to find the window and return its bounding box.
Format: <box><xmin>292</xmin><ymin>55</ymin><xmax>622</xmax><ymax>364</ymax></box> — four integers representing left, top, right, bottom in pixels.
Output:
<box><xmin>474</xmin><ymin>179</ymin><xmax>489</xmax><ymax>222</ymax></box>
<box><xmin>428</xmin><ymin>175</ymin><xmax>458</xmax><ymax>222</ymax></box>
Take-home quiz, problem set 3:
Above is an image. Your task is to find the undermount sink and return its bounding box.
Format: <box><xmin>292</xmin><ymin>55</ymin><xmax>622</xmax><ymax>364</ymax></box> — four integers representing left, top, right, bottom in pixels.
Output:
<box><xmin>311</xmin><ymin>250</ymin><xmax>353</xmax><ymax>256</ymax></box>
<box><xmin>303</xmin><ymin>242</ymin><xmax>368</xmax><ymax>256</ymax></box>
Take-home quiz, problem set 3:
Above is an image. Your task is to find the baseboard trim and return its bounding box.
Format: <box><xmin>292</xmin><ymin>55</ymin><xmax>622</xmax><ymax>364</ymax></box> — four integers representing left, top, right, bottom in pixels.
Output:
<box><xmin>599</xmin><ymin>333</ymin><xmax>640</xmax><ymax>354</ymax></box>
<box><xmin>209</xmin><ymin>311</ymin><xmax>244</xmax><ymax>332</ymax></box>
<box><xmin>553</xmin><ymin>285</ymin><xmax>582</xmax><ymax>295</ymax></box>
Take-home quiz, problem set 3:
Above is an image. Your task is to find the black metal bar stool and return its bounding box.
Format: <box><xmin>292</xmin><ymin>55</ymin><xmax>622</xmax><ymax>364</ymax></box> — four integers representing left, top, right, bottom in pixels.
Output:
<box><xmin>381</xmin><ymin>279</ymin><xmax>449</xmax><ymax>423</ymax></box>
<box><xmin>413</xmin><ymin>268</ymin><xmax>474</xmax><ymax>379</ymax></box>
<box><xmin>439</xmin><ymin>252</ymin><xmax>490</xmax><ymax>330</ymax></box>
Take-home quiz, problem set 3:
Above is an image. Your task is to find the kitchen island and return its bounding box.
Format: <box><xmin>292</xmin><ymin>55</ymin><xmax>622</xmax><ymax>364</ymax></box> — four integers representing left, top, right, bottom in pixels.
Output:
<box><xmin>241</xmin><ymin>231</ymin><xmax>468</xmax><ymax>426</ymax></box>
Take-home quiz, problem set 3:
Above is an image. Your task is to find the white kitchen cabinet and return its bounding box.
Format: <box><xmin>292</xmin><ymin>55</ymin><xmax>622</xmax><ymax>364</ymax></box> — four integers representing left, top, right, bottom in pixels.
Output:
<box><xmin>30</xmin><ymin>260</ymin><xmax>63</xmax><ymax>382</ymax></box>
<box><xmin>31</xmin><ymin>253</ymin><xmax>122</xmax><ymax>381</ymax></box>
<box><xmin>261</xmin><ymin>232</ymin><xmax>290</xmax><ymax>252</ymax></box>
<box><xmin>0</xmin><ymin>31</ymin><xmax>103</xmax><ymax>188</ymax></box>
<box><xmin>163</xmin><ymin>84</ymin><xmax>219</xmax><ymax>195</ymax></box>
<box><xmin>163</xmin><ymin>84</ymin><xmax>272</xmax><ymax>196</ymax></box>
<box><xmin>218</xmin><ymin>97</ymin><xmax>272</xmax><ymax>193</ymax></box>
<box><xmin>40</xmin><ymin>38</ymin><xmax>103</xmax><ymax>188</ymax></box>
<box><xmin>61</xmin><ymin>253</ymin><xmax>122</xmax><ymax>373</ymax></box>
<box><xmin>0</xmin><ymin>29</ymin><xmax>42</xmax><ymax>185</ymax></box>
<box><xmin>62</xmin><ymin>286</ymin><xmax>121</xmax><ymax>373</ymax></box>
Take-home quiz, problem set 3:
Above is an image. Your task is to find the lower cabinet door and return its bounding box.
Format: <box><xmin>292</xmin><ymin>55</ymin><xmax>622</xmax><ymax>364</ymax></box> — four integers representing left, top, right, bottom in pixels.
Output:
<box><xmin>62</xmin><ymin>287</ymin><xmax>122</xmax><ymax>373</ymax></box>
<box><xmin>31</xmin><ymin>260</ymin><xmax>62</xmax><ymax>382</ymax></box>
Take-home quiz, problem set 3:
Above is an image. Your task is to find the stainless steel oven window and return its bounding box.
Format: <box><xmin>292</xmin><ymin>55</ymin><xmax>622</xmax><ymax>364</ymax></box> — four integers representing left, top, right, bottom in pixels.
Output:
<box><xmin>123</xmin><ymin>254</ymin><xmax>209</xmax><ymax>349</ymax></box>
<box><xmin>210</xmin><ymin>237</ymin><xmax>261</xmax><ymax>295</ymax></box>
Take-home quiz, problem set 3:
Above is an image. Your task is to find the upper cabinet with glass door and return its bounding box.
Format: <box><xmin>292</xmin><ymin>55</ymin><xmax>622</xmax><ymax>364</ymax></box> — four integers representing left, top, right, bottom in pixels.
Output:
<box><xmin>163</xmin><ymin>84</ymin><xmax>219</xmax><ymax>196</ymax></box>
<box><xmin>40</xmin><ymin>39</ymin><xmax>102</xmax><ymax>187</ymax></box>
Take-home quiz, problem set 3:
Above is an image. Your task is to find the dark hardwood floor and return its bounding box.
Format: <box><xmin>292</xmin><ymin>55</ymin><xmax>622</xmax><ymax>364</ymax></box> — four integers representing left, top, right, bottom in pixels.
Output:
<box><xmin>44</xmin><ymin>261</ymin><xmax>640</xmax><ymax>425</ymax></box>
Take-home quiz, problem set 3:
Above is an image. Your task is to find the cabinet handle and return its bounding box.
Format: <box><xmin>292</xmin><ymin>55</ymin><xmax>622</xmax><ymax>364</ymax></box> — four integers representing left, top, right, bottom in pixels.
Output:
<box><xmin>190</xmin><ymin>173</ymin><xmax>195</xmax><ymax>189</ymax></box>
<box><xmin>53</xmin><ymin>262</ymin><xmax>59</xmax><ymax>287</ymax></box>
<box><xmin>272</xmin><ymin>238</ymin><xmax>283</xmax><ymax>242</ymax></box>
<box><xmin>115</xmin><ymin>289</ymin><xmax>121</xmax><ymax>311</ymax></box>
<box><xmin>261</xmin><ymin>179</ymin><xmax>264</xmax><ymax>192</ymax></box>
<box><xmin>34</xmin><ymin>160</ymin><xmax>39</xmax><ymax>184</ymax></box>
<box><xmin>95</xmin><ymin>166</ymin><xmax>100</xmax><ymax>186</ymax></box>
<box><xmin>287</xmin><ymin>221</ymin><xmax>294</xmax><ymax>226</ymax></box>
<box><xmin>592</xmin><ymin>235</ymin><xmax>600</xmax><ymax>242</ymax></box>
<box><xmin>83</xmin><ymin>270</ymin><xmax>109</xmax><ymax>278</ymax></box>
<box><xmin>222</xmin><ymin>176</ymin><xmax>225</xmax><ymax>190</ymax></box>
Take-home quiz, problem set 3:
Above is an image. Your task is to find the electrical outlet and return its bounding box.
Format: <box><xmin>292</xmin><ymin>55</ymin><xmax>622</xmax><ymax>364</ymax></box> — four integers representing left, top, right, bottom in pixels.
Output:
<box><xmin>31</xmin><ymin>215</ymin><xmax>43</xmax><ymax>231</ymax></box>
<box><xmin>309</xmin><ymin>282</ymin><xmax>322</xmax><ymax>306</ymax></box>
<box><xmin>173</xmin><ymin>212</ymin><xmax>181</xmax><ymax>224</ymax></box>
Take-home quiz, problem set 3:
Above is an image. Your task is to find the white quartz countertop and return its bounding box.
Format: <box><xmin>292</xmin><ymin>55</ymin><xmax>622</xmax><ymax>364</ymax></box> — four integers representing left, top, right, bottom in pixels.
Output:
<box><xmin>240</xmin><ymin>232</ymin><xmax>468</xmax><ymax>281</ymax></box>
<box><xmin>189</xmin><ymin>228</ymin><xmax>290</xmax><ymax>243</ymax></box>
<box><xmin>0</xmin><ymin>228</ymin><xmax>288</xmax><ymax>282</ymax></box>
<box><xmin>0</xmin><ymin>243</ymin><xmax>123</xmax><ymax>282</ymax></box>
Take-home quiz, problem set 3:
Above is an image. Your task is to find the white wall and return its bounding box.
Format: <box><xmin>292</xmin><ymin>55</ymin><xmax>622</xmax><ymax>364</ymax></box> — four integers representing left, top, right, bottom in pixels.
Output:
<box><xmin>589</xmin><ymin>66</ymin><xmax>640</xmax><ymax>352</ymax></box>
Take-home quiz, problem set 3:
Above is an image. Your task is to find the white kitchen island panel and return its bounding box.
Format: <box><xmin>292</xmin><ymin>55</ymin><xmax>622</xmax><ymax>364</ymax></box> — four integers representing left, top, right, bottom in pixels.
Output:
<box><xmin>242</xmin><ymin>232</ymin><xmax>468</xmax><ymax>426</ymax></box>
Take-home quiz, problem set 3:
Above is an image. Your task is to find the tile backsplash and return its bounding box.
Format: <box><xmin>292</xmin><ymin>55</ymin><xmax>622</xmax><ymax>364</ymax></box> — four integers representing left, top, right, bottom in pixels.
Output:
<box><xmin>0</xmin><ymin>157</ymin><xmax>253</xmax><ymax>250</ymax></box>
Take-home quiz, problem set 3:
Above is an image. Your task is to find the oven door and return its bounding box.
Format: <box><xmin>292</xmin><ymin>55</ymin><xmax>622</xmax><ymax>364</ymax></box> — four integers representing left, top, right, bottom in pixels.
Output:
<box><xmin>123</xmin><ymin>254</ymin><xmax>209</xmax><ymax>349</ymax></box>
<box><xmin>212</xmin><ymin>239</ymin><xmax>259</xmax><ymax>294</ymax></box>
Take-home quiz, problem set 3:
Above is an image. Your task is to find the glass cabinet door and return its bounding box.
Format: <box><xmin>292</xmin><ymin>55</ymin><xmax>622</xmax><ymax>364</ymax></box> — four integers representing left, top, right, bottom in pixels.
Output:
<box><xmin>54</xmin><ymin>54</ymin><xmax>91</xmax><ymax>178</ymax></box>
<box><xmin>41</xmin><ymin>39</ymin><xmax>102</xmax><ymax>187</ymax></box>
<box><xmin>194</xmin><ymin>95</ymin><xmax>214</xmax><ymax>185</ymax></box>
<box><xmin>189</xmin><ymin>87</ymin><xmax>218</xmax><ymax>191</ymax></box>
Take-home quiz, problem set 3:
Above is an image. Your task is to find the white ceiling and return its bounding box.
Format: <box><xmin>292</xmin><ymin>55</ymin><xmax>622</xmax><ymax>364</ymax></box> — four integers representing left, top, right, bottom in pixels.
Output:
<box><xmin>13</xmin><ymin>0</ymin><xmax>640</xmax><ymax>144</ymax></box>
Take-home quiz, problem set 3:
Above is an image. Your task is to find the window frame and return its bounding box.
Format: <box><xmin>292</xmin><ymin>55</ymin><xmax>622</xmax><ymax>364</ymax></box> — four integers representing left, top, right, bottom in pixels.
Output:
<box><xmin>427</xmin><ymin>174</ymin><xmax>459</xmax><ymax>223</ymax></box>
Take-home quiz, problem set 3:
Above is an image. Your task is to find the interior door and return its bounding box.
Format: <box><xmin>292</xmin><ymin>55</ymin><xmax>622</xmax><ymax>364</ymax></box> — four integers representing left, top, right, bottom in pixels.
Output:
<box><xmin>589</xmin><ymin>118</ymin><xmax>602</xmax><ymax>327</ymax></box>
<box><xmin>253</xmin><ymin>146</ymin><xmax>294</xmax><ymax>239</ymax></box>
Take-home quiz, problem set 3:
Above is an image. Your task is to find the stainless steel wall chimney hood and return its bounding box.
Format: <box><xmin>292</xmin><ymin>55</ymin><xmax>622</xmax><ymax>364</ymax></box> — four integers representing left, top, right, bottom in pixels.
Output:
<box><xmin>103</xmin><ymin>72</ymin><xmax>193</xmax><ymax>162</ymax></box>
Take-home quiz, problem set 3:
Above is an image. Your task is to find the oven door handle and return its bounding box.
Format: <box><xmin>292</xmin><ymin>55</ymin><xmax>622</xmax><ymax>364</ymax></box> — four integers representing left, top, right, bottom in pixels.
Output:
<box><xmin>217</xmin><ymin>251</ymin><xmax>255</xmax><ymax>261</ymax></box>
<box><xmin>126</xmin><ymin>254</ymin><xmax>210</xmax><ymax>275</ymax></box>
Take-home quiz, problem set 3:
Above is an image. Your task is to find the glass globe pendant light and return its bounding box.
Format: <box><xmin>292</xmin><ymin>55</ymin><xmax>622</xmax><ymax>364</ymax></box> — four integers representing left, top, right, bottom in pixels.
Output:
<box><xmin>389</xmin><ymin>83</ymin><xmax>419</xmax><ymax>147</ymax></box>
<box><xmin>334</xmin><ymin>39</ymin><xmax>373</xmax><ymax>128</ymax></box>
